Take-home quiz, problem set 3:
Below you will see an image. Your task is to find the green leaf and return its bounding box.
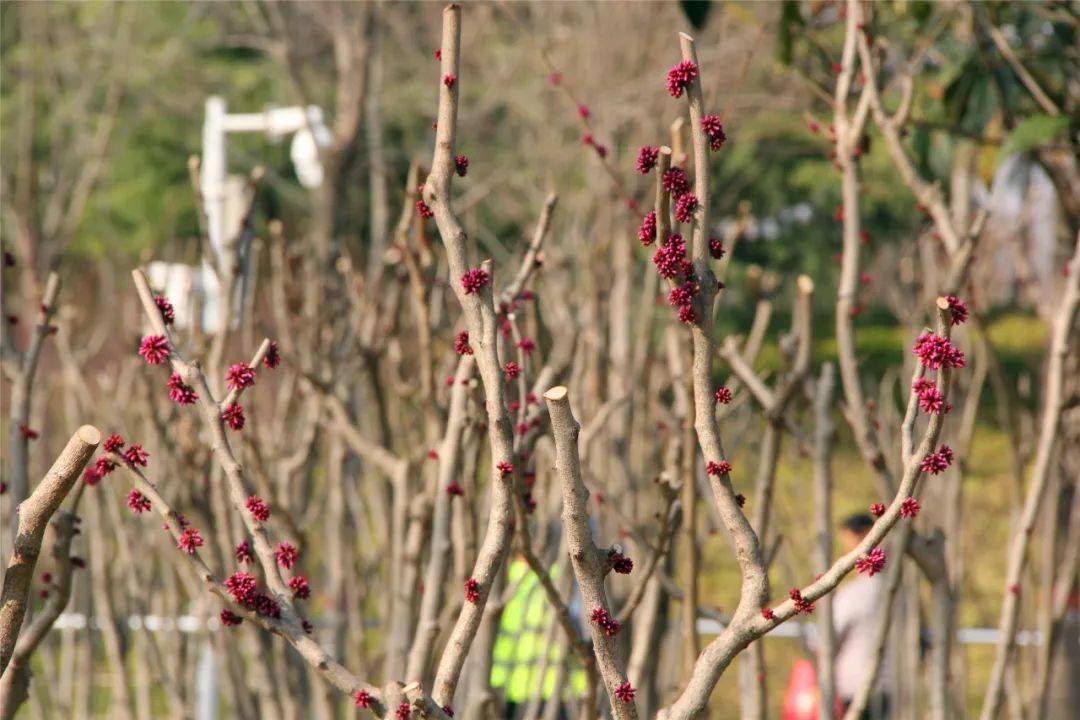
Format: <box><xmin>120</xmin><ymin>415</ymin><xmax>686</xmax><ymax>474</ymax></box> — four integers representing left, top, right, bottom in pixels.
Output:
<box><xmin>999</xmin><ymin>115</ymin><xmax>1069</xmax><ymax>157</ymax></box>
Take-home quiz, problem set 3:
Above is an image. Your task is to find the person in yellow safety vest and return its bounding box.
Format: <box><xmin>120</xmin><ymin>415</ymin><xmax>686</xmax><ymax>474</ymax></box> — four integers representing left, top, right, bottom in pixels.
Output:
<box><xmin>491</xmin><ymin>557</ymin><xmax>587</xmax><ymax>718</ymax></box>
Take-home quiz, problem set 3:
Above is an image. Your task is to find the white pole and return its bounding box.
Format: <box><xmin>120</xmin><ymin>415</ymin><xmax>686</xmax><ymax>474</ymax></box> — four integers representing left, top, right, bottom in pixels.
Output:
<box><xmin>201</xmin><ymin>96</ymin><xmax>227</xmax><ymax>261</ymax></box>
<box><xmin>196</xmin><ymin>640</ymin><xmax>218</xmax><ymax>720</ymax></box>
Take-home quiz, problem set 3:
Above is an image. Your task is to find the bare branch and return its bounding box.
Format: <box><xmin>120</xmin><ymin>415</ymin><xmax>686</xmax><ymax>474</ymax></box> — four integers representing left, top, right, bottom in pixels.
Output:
<box><xmin>0</xmin><ymin>425</ymin><xmax>99</xmax><ymax>675</ymax></box>
<box><xmin>545</xmin><ymin>386</ymin><xmax>638</xmax><ymax>719</ymax></box>
<box><xmin>498</xmin><ymin>192</ymin><xmax>558</xmax><ymax>307</ymax></box>
<box><xmin>423</xmin><ymin>6</ymin><xmax>519</xmax><ymax>706</ymax></box>
<box><xmin>980</xmin><ymin>234</ymin><xmax>1080</xmax><ymax>720</ymax></box>
<box><xmin>5</xmin><ymin>272</ymin><xmax>61</xmax><ymax>516</ymax></box>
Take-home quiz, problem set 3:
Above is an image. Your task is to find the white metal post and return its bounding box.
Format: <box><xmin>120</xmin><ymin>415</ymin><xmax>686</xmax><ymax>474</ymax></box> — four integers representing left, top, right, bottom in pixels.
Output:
<box><xmin>201</xmin><ymin>96</ymin><xmax>228</xmax><ymax>261</ymax></box>
<box><xmin>196</xmin><ymin>640</ymin><xmax>218</xmax><ymax>720</ymax></box>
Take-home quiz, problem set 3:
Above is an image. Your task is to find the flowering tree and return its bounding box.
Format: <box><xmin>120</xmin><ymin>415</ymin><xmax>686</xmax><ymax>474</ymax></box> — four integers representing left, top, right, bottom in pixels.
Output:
<box><xmin>2</xmin><ymin>3</ymin><xmax>1078</xmax><ymax>720</ymax></box>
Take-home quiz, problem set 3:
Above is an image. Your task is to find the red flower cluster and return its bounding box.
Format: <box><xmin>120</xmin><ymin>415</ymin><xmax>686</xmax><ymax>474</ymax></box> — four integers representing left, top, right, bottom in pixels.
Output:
<box><xmin>946</xmin><ymin>295</ymin><xmax>969</xmax><ymax>325</ymax></box>
<box><xmin>417</xmin><ymin>199</ymin><xmax>434</xmax><ymax>219</ymax></box>
<box><xmin>464</xmin><ymin>577</ymin><xmax>481</xmax><ymax>604</ymax></box>
<box><xmin>668</xmin><ymin>278</ymin><xmax>697</xmax><ymax>307</ymax></box>
<box><xmin>354</xmin><ymin>690</ymin><xmax>374</xmax><ymax>709</ymax></box>
<box><xmin>224</xmin><ymin>572</ymin><xmax>280</xmax><ymax>618</ymax></box>
<box><xmin>235</xmin><ymin>540</ymin><xmax>254</xmax><ymax>564</ymax></box>
<box><xmin>289</xmin><ymin>575</ymin><xmax>311</xmax><ymax>599</ymax></box>
<box><xmin>701</xmin><ymin>114</ymin><xmax>726</xmax><ymax>151</ymax></box>
<box><xmin>396</xmin><ymin>702</ymin><xmax>411</xmax><ymax>720</ymax></box>
<box><xmin>139</xmin><ymin>334</ymin><xmax>171</xmax><ymax>365</ymax></box>
<box><xmin>516</xmin><ymin>337</ymin><xmax>536</xmax><ymax>356</ymax></box>
<box><xmin>504</xmin><ymin>361</ymin><xmax>521</xmax><ymax>379</ymax></box>
<box><xmin>177</xmin><ymin>528</ymin><xmax>204</xmax><ymax>555</ymax></box>
<box><xmin>674</xmin><ymin>193</ymin><xmax>698</xmax><ymax>223</ymax></box>
<box><xmin>222</xmin><ymin>403</ymin><xmax>245</xmax><ymax>431</ymax></box>
<box><xmin>790</xmin><ymin>587</ymin><xmax>814</xmax><ymax>614</ymax></box>
<box><xmin>263</xmin><ymin>341</ymin><xmax>281</xmax><ymax>369</ymax></box>
<box><xmin>912</xmin><ymin>377</ymin><xmax>946</xmax><ymax>414</ymax></box>
<box><xmin>652</xmin><ymin>233</ymin><xmax>687</xmax><ymax>279</ymax></box>
<box><xmin>496</xmin><ymin>461</ymin><xmax>514</xmax><ymax>476</ymax></box>
<box><xmin>446</xmin><ymin>481</ymin><xmax>465</xmax><ymax>497</ymax></box>
<box><xmin>461</xmin><ymin>268</ymin><xmax>490</xmax><ymax>295</ymax></box>
<box><xmin>590</xmin><ymin>606</ymin><xmax>622</xmax><ymax>636</ymax></box>
<box><xmin>85</xmin><ymin>455</ymin><xmax>116</xmax><ymax>485</ymax></box>
<box><xmin>455</xmin><ymin>155</ymin><xmax>469</xmax><ymax>177</ymax></box>
<box><xmin>614</xmin><ymin>681</ymin><xmax>636</xmax><ymax>703</ymax></box>
<box><xmin>123</xmin><ymin>444</ymin><xmax>149</xmax><ymax>467</ymax></box>
<box><xmin>869</xmin><ymin>503</ymin><xmax>885</xmax><ymax>518</ymax></box>
<box><xmin>522</xmin><ymin>486</ymin><xmax>537</xmax><ymax>515</ymax></box>
<box><xmin>709</xmin><ymin>238</ymin><xmax>725</xmax><ymax>259</ymax></box>
<box><xmin>443</xmin><ymin>73</ymin><xmax>456</xmax><ymax>88</ymax></box>
<box><xmin>220</xmin><ymin>610</ymin><xmax>243</xmax><ymax>627</ymax></box>
<box><xmin>226</xmin><ymin>363</ymin><xmax>256</xmax><ymax>391</ymax></box>
<box><xmin>662</xmin><ymin>167</ymin><xmax>690</xmax><ymax>198</ymax></box>
<box><xmin>912</xmin><ymin>333</ymin><xmax>965</xmax><ymax>370</ymax></box>
<box><xmin>668</xmin><ymin>280</ymin><xmax>699</xmax><ymax>324</ymax></box>
<box><xmin>19</xmin><ymin>425</ymin><xmax>38</xmax><ymax>440</ymax></box>
<box><xmin>638</xmin><ymin>211</ymin><xmax>658</xmax><ymax>246</ymax></box>
<box><xmin>715</xmin><ymin>386</ymin><xmax>732</xmax><ymax>404</ymax></box>
<box><xmin>920</xmin><ymin>445</ymin><xmax>954</xmax><ymax>475</ymax></box>
<box><xmin>154</xmin><ymin>295</ymin><xmax>175</xmax><ymax>326</ymax></box>
<box><xmin>105</xmin><ymin>433</ymin><xmax>125</xmax><ymax>453</ymax></box>
<box><xmin>225</xmin><ymin>572</ymin><xmax>258</xmax><ymax>606</ymax></box>
<box><xmin>275</xmin><ymin>541</ymin><xmax>298</xmax><ymax>569</ymax></box>
<box><xmin>83</xmin><ymin>465</ymin><xmax>104</xmax><ymax>486</ymax></box>
<box><xmin>246</xmin><ymin>495</ymin><xmax>271</xmax><ymax>522</ymax></box>
<box><xmin>761</xmin><ymin>607</ymin><xmax>775</xmax><ymax>621</ymax></box>
<box><xmin>609</xmin><ymin>549</ymin><xmax>633</xmax><ymax>574</ymax></box>
<box><xmin>706</xmin><ymin>460</ymin><xmax>732</xmax><ymax>476</ymax></box>
<box><xmin>900</xmin><ymin>497</ymin><xmax>920</xmax><ymax>518</ymax></box>
<box><xmin>636</xmin><ymin>146</ymin><xmax>659</xmax><ymax>174</ymax></box>
<box><xmin>168</xmin><ymin>373</ymin><xmax>198</xmax><ymax>405</ymax></box>
<box><xmin>856</xmin><ymin>547</ymin><xmax>886</xmax><ymax>577</ymax></box>
<box><xmin>254</xmin><ymin>594</ymin><xmax>281</xmax><ymax>619</ymax></box>
<box><xmin>666</xmin><ymin>60</ymin><xmax>699</xmax><ymax>98</ymax></box>
<box><xmin>127</xmin><ymin>490</ymin><xmax>151</xmax><ymax>514</ymax></box>
<box><xmin>581</xmin><ymin>133</ymin><xmax>608</xmax><ymax>158</ymax></box>
<box><xmin>452</xmin><ymin>330</ymin><xmax>472</xmax><ymax>356</ymax></box>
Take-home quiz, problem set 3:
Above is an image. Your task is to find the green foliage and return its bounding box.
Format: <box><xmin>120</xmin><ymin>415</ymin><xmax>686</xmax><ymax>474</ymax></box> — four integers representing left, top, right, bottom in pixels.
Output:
<box><xmin>998</xmin><ymin>114</ymin><xmax>1070</xmax><ymax>159</ymax></box>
